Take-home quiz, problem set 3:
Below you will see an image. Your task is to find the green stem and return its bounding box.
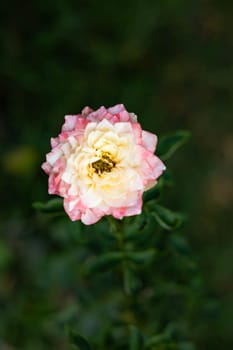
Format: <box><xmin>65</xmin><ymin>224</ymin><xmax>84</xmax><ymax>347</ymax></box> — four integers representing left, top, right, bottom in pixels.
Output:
<box><xmin>107</xmin><ymin>216</ymin><xmax>131</xmax><ymax>295</ymax></box>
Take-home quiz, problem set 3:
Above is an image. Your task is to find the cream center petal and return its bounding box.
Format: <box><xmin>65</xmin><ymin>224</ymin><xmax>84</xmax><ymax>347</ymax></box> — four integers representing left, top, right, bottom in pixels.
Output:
<box><xmin>62</xmin><ymin>120</ymin><xmax>144</xmax><ymax>207</ymax></box>
<box><xmin>99</xmin><ymin>169</ymin><xmax>143</xmax><ymax>200</ymax></box>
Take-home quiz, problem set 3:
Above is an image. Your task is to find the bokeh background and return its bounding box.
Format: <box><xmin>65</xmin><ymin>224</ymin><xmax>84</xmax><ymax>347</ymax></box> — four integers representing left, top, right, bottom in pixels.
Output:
<box><xmin>1</xmin><ymin>0</ymin><xmax>232</xmax><ymax>349</ymax></box>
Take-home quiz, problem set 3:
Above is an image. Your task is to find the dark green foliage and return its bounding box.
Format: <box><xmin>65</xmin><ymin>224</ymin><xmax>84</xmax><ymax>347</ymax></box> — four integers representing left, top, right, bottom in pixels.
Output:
<box><xmin>83</xmin><ymin>251</ymin><xmax>124</xmax><ymax>275</ymax></box>
<box><xmin>126</xmin><ymin>249</ymin><xmax>156</xmax><ymax>265</ymax></box>
<box><xmin>33</xmin><ymin>198</ymin><xmax>64</xmax><ymax>214</ymax></box>
<box><xmin>129</xmin><ymin>325</ymin><xmax>144</xmax><ymax>350</ymax></box>
<box><xmin>29</xmin><ymin>131</ymin><xmax>201</xmax><ymax>349</ymax></box>
<box><xmin>148</xmin><ymin>203</ymin><xmax>185</xmax><ymax>231</ymax></box>
<box><xmin>156</xmin><ymin>131</ymin><xmax>191</xmax><ymax>161</ymax></box>
<box><xmin>67</xmin><ymin>329</ymin><xmax>92</xmax><ymax>350</ymax></box>
<box><xmin>2</xmin><ymin>128</ymin><xmax>203</xmax><ymax>350</ymax></box>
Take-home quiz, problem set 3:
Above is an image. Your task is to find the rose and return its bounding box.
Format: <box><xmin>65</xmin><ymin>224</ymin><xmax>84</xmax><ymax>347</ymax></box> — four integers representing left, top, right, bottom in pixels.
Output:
<box><xmin>42</xmin><ymin>104</ymin><xmax>166</xmax><ymax>225</ymax></box>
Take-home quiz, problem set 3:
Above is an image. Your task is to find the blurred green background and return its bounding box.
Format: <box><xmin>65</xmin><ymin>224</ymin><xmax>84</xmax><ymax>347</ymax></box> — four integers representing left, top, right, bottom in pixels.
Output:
<box><xmin>0</xmin><ymin>0</ymin><xmax>232</xmax><ymax>349</ymax></box>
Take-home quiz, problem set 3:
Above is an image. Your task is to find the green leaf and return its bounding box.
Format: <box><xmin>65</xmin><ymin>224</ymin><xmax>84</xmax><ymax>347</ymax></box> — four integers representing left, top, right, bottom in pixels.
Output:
<box><xmin>144</xmin><ymin>170</ymin><xmax>174</xmax><ymax>204</ymax></box>
<box><xmin>145</xmin><ymin>332</ymin><xmax>172</xmax><ymax>348</ymax></box>
<box><xmin>148</xmin><ymin>203</ymin><xmax>184</xmax><ymax>231</ymax></box>
<box><xmin>124</xmin><ymin>214</ymin><xmax>146</xmax><ymax>238</ymax></box>
<box><xmin>83</xmin><ymin>251</ymin><xmax>123</xmax><ymax>275</ymax></box>
<box><xmin>157</xmin><ymin>131</ymin><xmax>191</xmax><ymax>160</ymax></box>
<box><xmin>143</xmin><ymin>185</ymin><xmax>161</xmax><ymax>203</ymax></box>
<box><xmin>159</xmin><ymin>169</ymin><xmax>175</xmax><ymax>187</ymax></box>
<box><xmin>169</xmin><ymin>235</ymin><xmax>191</xmax><ymax>256</ymax></box>
<box><xmin>177</xmin><ymin>342</ymin><xmax>195</xmax><ymax>350</ymax></box>
<box><xmin>68</xmin><ymin>329</ymin><xmax>92</xmax><ymax>350</ymax></box>
<box><xmin>126</xmin><ymin>249</ymin><xmax>157</xmax><ymax>265</ymax></box>
<box><xmin>123</xmin><ymin>267</ymin><xmax>142</xmax><ymax>295</ymax></box>
<box><xmin>129</xmin><ymin>325</ymin><xmax>144</xmax><ymax>350</ymax></box>
<box><xmin>33</xmin><ymin>198</ymin><xmax>64</xmax><ymax>213</ymax></box>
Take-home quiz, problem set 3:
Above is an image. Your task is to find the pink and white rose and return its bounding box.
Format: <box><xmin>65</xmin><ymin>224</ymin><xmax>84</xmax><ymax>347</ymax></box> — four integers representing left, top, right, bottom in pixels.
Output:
<box><xmin>42</xmin><ymin>104</ymin><xmax>166</xmax><ymax>225</ymax></box>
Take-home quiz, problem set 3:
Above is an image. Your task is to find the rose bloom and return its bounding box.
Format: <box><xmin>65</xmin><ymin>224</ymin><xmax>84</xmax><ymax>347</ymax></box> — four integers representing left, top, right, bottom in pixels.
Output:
<box><xmin>42</xmin><ymin>104</ymin><xmax>166</xmax><ymax>225</ymax></box>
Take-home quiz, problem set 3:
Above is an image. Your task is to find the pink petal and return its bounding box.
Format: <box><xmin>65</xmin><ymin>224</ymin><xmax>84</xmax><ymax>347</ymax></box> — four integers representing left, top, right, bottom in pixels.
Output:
<box><xmin>81</xmin><ymin>208</ymin><xmax>102</xmax><ymax>225</ymax></box>
<box><xmin>62</xmin><ymin>115</ymin><xmax>79</xmax><ymax>132</ymax></box>
<box><xmin>108</xmin><ymin>104</ymin><xmax>126</xmax><ymax>115</ymax></box>
<box><xmin>142</xmin><ymin>130</ymin><xmax>158</xmax><ymax>152</ymax></box>
<box><xmin>64</xmin><ymin>197</ymin><xmax>82</xmax><ymax>221</ymax></box>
